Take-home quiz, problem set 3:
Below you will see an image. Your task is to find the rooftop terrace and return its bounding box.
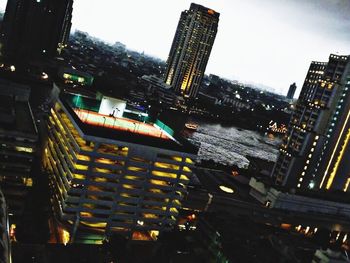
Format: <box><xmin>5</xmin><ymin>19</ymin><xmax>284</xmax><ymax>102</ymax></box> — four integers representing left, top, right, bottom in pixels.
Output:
<box><xmin>61</xmin><ymin>92</ymin><xmax>198</xmax><ymax>154</ymax></box>
<box><xmin>74</xmin><ymin>109</ymin><xmax>172</xmax><ymax>140</ymax></box>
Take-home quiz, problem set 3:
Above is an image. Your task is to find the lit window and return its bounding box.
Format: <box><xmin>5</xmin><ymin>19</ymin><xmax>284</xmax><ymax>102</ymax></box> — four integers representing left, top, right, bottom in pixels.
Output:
<box><xmin>15</xmin><ymin>146</ymin><xmax>33</xmax><ymax>153</ymax></box>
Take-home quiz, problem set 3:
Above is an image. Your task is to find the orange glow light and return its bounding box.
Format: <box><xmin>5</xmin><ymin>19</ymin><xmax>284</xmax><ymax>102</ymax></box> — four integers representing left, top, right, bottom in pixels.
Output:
<box><xmin>208</xmin><ymin>9</ymin><xmax>215</xmax><ymax>15</ymax></box>
<box><xmin>74</xmin><ymin>109</ymin><xmax>171</xmax><ymax>140</ymax></box>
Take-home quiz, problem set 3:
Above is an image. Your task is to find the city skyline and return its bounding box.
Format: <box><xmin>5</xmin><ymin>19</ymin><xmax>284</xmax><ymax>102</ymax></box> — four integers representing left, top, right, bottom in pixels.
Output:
<box><xmin>1</xmin><ymin>0</ymin><xmax>350</xmax><ymax>258</ymax></box>
<box><xmin>0</xmin><ymin>0</ymin><xmax>349</xmax><ymax>95</ymax></box>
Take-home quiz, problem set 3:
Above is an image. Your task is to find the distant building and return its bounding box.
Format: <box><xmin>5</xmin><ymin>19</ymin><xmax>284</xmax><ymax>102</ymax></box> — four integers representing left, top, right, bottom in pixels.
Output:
<box><xmin>142</xmin><ymin>75</ymin><xmax>171</xmax><ymax>91</ymax></box>
<box><xmin>113</xmin><ymin>42</ymin><xmax>126</xmax><ymax>50</ymax></box>
<box><xmin>164</xmin><ymin>3</ymin><xmax>219</xmax><ymax>99</ymax></box>
<box><xmin>209</xmin><ymin>74</ymin><xmax>221</xmax><ymax>86</ymax></box>
<box><xmin>141</xmin><ymin>75</ymin><xmax>175</xmax><ymax>107</ymax></box>
<box><xmin>59</xmin><ymin>67</ymin><xmax>94</xmax><ymax>86</ymax></box>
<box><xmin>286</xmin><ymin>82</ymin><xmax>297</xmax><ymax>100</ymax></box>
<box><xmin>0</xmin><ymin>0</ymin><xmax>73</xmax><ymax>60</ymax></box>
<box><xmin>0</xmin><ymin>80</ymin><xmax>38</xmax><ymax>220</ymax></box>
<box><xmin>44</xmin><ymin>91</ymin><xmax>198</xmax><ymax>242</ymax></box>
<box><xmin>271</xmin><ymin>54</ymin><xmax>350</xmax><ymax>192</ymax></box>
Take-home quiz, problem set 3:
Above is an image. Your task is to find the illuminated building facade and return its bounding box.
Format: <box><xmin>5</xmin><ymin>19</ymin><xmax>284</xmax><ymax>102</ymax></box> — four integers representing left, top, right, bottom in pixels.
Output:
<box><xmin>44</xmin><ymin>92</ymin><xmax>198</xmax><ymax>242</ymax></box>
<box><xmin>0</xmin><ymin>0</ymin><xmax>73</xmax><ymax>60</ymax></box>
<box><xmin>313</xmin><ymin>60</ymin><xmax>350</xmax><ymax>192</ymax></box>
<box><xmin>164</xmin><ymin>3</ymin><xmax>219</xmax><ymax>99</ymax></box>
<box><xmin>272</xmin><ymin>54</ymin><xmax>350</xmax><ymax>191</ymax></box>
<box><xmin>59</xmin><ymin>67</ymin><xmax>94</xmax><ymax>86</ymax></box>
<box><xmin>0</xmin><ymin>80</ymin><xmax>38</xmax><ymax>220</ymax></box>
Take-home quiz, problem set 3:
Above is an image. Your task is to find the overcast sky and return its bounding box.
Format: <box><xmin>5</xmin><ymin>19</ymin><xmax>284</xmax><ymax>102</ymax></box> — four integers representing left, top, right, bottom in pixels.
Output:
<box><xmin>1</xmin><ymin>0</ymin><xmax>349</xmax><ymax>95</ymax></box>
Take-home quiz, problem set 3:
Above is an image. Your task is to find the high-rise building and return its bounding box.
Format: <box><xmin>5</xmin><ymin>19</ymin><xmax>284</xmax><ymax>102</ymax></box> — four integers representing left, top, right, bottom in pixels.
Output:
<box><xmin>286</xmin><ymin>82</ymin><xmax>297</xmax><ymax>100</ymax></box>
<box><xmin>44</xmin><ymin>91</ymin><xmax>198</xmax><ymax>242</ymax></box>
<box><xmin>271</xmin><ymin>54</ymin><xmax>350</xmax><ymax>191</ymax></box>
<box><xmin>164</xmin><ymin>3</ymin><xmax>219</xmax><ymax>99</ymax></box>
<box><xmin>313</xmin><ymin>58</ymin><xmax>350</xmax><ymax>192</ymax></box>
<box><xmin>0</xmin><ymin>0</ymin><xmax>73</xmax><ymax>60</ymax></box>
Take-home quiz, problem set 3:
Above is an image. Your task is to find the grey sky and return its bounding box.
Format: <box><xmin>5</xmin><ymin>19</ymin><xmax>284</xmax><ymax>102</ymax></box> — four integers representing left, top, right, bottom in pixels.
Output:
<box><xmin>1</xmin><ymin>0</ymin><xmax>349</xmax><ymax>95</ymax></box>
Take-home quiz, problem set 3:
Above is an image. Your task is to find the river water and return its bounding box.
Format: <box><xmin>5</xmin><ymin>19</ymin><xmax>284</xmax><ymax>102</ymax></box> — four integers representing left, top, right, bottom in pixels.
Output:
<box><xmin>186</xmin><ymin>122</ymin><xmax>282</xmax><ymax>169</ymax></box>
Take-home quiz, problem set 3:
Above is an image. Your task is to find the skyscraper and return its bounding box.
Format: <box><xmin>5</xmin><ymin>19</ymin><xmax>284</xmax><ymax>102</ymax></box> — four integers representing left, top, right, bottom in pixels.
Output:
<box><xmin>271</xmin><ymin>54</ymin><xmax>350</xmax><ymax>191</ymax></box>
<box><xmin>164</xmin><ymin>3</ymin><xmax>219</xmax><ymax>99</ymax></box>
<box><xmin>0</xmin><ymin>0</ymin><xmax>73</xmax><ymax>60</ymax></box>
<box><xmin>286</xmin><ymin>82</ymin><xmax>297</xmax><ymax>100</ymax></box>
<box><xmin>313</xmin><ymin>57</ymin><xmax>350</xmax><ymax>192</ymax></box>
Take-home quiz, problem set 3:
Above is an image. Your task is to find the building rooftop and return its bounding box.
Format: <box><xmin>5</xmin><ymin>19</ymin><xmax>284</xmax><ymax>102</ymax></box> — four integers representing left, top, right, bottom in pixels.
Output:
<box><xmin>190</xmin><ymin>3</ymin><xmax>220</xmax><ymax>18</ymax></box>
<box><xmin>74</xmin><ymin>108</ymin><xmax>171</xmax><ymax>140</ymax></box>
<box><xmin>60</xmin><ymin>92</ymin><xmax>198</xmax><ymax>154</ymax></box>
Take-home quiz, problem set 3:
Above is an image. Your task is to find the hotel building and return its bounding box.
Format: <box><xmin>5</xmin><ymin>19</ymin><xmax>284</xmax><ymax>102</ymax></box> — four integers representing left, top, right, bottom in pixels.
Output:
<box><xmin>271</xmin><ymin>54</ymin><xmax>350</xmax><ymax>192</ymax></box>
<box><xmin>44</xmin><ymin>91</ymin><xmax>198</xmax><ymax>242</ymax></box>
<box><xmin>164</xmin><ymin>3</ymin><xmax>219</xmax><ymax>99</ymax></box>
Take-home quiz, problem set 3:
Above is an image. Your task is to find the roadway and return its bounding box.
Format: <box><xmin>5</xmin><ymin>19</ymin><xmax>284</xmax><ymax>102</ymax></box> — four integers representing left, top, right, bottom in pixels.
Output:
<box><xmin>185</xmin><ymin>167</ymin><xmax>350</xmax><ymax>233</ymax></box>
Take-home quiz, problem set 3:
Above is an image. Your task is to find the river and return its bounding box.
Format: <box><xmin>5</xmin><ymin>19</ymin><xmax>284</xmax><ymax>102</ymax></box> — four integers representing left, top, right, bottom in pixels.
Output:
<box><xmin>186</xmin><ymin>122</ymin><xmax>282</xmax><ymax>169</ymax></box>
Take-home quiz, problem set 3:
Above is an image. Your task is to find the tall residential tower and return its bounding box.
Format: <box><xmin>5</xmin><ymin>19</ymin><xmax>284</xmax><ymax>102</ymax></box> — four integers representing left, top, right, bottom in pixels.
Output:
<box><xmin>0</xmin><ymin>0</ymin><xmax>73</xmax><ymax>60</ymax></box>
<box><xmin>164</xmin><ymin>3</ymin><xmax>219</xmax><ymax>99</ymax></box>
<box><xmin>271</xmin><ymin>54</ymin><xmax>350</xmax><ymax>192</ymax></box>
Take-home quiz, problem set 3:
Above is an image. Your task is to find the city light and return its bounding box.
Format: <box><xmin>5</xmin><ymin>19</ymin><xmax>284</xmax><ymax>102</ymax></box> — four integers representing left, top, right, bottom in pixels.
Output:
<box><xmin>41</xmin><ymin>72</ymin><xmax>49</xmax><ymax>79</ymax></box>
<box><xmin>219</xmin><ymin>185</ymin><xmax>234</xmax><ymax>194</ymax></box>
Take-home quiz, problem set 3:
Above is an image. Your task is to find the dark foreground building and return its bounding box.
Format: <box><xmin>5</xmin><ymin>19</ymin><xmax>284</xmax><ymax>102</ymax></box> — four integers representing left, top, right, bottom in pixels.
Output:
<box><xmin>0</xmin><ymin>0</ymin><xmax>73</xmax><ymax>60</ymax></box>
<box><xmin>0</xmin><ymin>80</ymin><xmax>38</xmax><ymax>221</ymax></box>
<box><xmin>0</xmin><ymin>189</ymin><xmax>10</xmax><ymax>263</ymax></box>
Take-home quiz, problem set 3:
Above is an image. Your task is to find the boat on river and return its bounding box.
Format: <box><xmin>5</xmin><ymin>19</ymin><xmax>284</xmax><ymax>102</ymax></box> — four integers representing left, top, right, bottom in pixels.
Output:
<box><xmin>185</xmin><ymin>123</ymin><xmax>199</xmax><ymax>131</ymax></box>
